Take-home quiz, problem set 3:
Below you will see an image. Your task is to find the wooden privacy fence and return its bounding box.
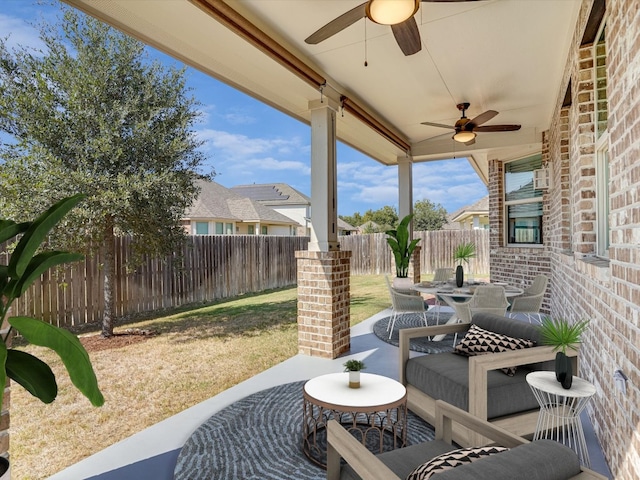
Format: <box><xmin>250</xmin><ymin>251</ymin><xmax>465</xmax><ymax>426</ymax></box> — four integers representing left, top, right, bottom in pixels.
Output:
<box><xmin>339</xmin><ymin>229</ymin><xmax>489</xmax><ymax>276</ymax></box>
<box><xmin>3</xmin><ymin>230</ymin><xmax>488</xmax><ymax>328</ymax></box>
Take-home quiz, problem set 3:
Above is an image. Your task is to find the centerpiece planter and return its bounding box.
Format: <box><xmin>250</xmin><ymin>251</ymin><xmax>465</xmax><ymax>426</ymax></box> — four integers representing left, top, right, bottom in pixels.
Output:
<box><xmin>386</xmin><ymin>214</ymin><xmax>420</xmax><ymax>288</ymax></box>
<box><xmin>452</xmin><ymin>242</ymin><xmax>476</xmax><ymax>287</ymax></box>
<box><xmin>540</xmin><ymin>317</ymin><xmax>590</xmax><ymax>389</ymax></box>
<box><xmin>344</xmin><ymin>360</ymin><xmax>366</xmax><ymax>389</ymax></box>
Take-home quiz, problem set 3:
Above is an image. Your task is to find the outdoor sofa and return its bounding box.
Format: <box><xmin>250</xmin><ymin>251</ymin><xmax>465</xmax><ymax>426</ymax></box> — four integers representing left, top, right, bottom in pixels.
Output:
<box><xmin>399</xmin><ymin>312</ymin><xmax>577</xmax><ymax>446</ymax></box>
<box><xmin>327</xmin><ymin>400</ymin><xmax>606</xmax><ymax>480</ymax></box>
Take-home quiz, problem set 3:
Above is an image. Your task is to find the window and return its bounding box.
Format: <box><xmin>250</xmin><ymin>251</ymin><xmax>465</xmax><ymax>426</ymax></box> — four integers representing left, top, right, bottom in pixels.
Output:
<box><xmin>594</xmin><ymin>22</ymin><xmax>609</xmax><ymax>257</ymax></box>
<box><xmin>225</xmin><ymin>223</ymin><xmax>233</xmax><ymax>234</ymax></box>
<box><xmin>504</xmin><ymin>154</ymin><xmax>544</xmax><ymax>245</ymax></box>
<box><xmin>215</xmin><ymin>222</ymin><xmax>224</xmax><ymax>234</ymax></box>
<box><xmin>261</xmin><ymin>226</ymin><xmax>268</xmax><ymax>235</ymax></box>
<box><xmin>248</xmin><ymin>225</ymin><xmax>255</xmax><ymax>235</ymax></box>
<box><xmin>195</xmin><ymin>222</ymin><xmax>209</xmax><ymax>235</ymax></box>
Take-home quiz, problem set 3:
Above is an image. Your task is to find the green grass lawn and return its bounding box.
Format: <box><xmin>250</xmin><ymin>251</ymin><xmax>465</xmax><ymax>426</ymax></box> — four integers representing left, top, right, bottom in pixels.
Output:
<box><xmin>11</xmin><ymin>274</ymin><xmax>390</xmax><ymax>479</ymax></box>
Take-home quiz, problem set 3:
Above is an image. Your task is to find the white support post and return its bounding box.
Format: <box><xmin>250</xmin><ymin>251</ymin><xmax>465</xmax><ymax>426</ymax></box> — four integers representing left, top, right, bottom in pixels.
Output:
<box><xmin>397</xmin><ymin>155</ymin><xmax>414</xmax><ymax>231</ymax></box>
<box><xmin>309</xmin><ymin>98</ymin><xmax>340</xmax><ymax>252</ymax></box>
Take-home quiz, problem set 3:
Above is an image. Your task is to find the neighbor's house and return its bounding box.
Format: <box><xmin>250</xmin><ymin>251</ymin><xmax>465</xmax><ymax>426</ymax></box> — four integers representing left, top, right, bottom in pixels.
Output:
<box><xmin>230</xmin><ymin>183</ymin><xmax>310</xmax><ymax>236</ymax></box>
<box><xmin>183</xmin><ymin>180</ymin><xmax>299</xmax><ymax>235</ymax></box>
<box><xmin>337</xmin><ymin>218</ymin><xmax>357</xmax><ymax>236</ymax></box>
<box><xmin>446</xmin><ymin>195</ymin><xmax>489</xmax><ymax>230</ymax></box>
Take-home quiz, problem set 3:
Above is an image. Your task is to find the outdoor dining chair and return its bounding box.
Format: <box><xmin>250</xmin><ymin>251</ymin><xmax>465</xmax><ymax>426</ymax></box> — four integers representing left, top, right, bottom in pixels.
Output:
<box><xmin>385</xmin><ymin>276</ymin><xmax>429</xmax><ymax>339</ymax></box>
<box><xmin>432</xmin><ymin>267</ymin><xmax>453</xmax><ymax>322</ymax></box>
<box><xmin>509</xmin><ymin>274</ymin><xmax>549</xmax><ymax>323</ymax></box>
<box><xmin>457</xmin><ymin>284</ymin><xmax>510</xmax><ymax>322</ymax></box>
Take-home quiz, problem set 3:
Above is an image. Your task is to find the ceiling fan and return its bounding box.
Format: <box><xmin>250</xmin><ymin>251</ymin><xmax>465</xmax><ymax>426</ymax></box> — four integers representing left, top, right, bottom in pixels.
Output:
<box><xmin>421</xmin><ymin>103</ymin><xmax>521</xmax><ymax>145</ymax></box>
<box><xmin>305</xmin><ymin>0</ymin><xmax>484</xmax><ymax>56</ymax></box>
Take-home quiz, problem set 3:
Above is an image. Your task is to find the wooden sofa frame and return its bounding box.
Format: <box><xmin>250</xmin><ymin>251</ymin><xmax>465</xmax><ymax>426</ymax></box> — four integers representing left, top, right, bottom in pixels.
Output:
<box><xmin>398</xmin><ymin>322</ymin><xmax>578</xmax><ymax>446</ymax></box>
<box><xmin>327</xmin><ymin>400</ymin><xmax>605</xmax><ymax>480</ymax></box>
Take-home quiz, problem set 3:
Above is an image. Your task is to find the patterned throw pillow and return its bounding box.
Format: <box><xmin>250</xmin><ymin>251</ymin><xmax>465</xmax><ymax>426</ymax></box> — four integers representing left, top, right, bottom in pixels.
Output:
<box><xmin>406</xmin><ymin>445</ymin><xmax>509</xmax><ymax>480</ymax></box>
<box><xmin>454</xmin><ymin>324</ymin><xmax>535</xmax><ymax>376</ymax></box>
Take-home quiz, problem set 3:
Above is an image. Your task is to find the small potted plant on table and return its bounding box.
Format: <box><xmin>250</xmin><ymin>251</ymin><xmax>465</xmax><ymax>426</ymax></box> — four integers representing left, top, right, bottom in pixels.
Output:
<box><xmin>540</xmin><ymin>317</ymin><xmax>589</xmax><ymax>389</ymax></box>
<box><xmin>453</xmin><ymin>242</ymin><xmax>476</xmax><ymax>287</ymax></box>
<box><xmin>343</xmin><ymin>360</ymin><xmax>366</xmax><ymax>389</ymax></box>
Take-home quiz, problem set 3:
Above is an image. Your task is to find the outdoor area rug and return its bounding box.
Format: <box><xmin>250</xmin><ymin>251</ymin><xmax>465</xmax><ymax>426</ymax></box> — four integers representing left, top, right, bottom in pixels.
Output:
<box><xmin>373</xmin><ymin>312</ymin><xmax>458</xmax><ymax>353</ymax></box>
<box><xmin>173</xmin><ymin>381</ymin><xmax>435</xmax><ymax>480</ymax></box>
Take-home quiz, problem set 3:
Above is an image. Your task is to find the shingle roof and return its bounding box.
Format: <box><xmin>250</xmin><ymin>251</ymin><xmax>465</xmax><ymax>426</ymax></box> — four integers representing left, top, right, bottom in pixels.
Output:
<box><xmin>185</xmin><ymin>180</ymin><xmax>296</xmax><ymax>224</ymax></box>
<box><xmin>230</xmin><ymin>183</ymin><xmax>311</xmax><ymax>206</ymax></box>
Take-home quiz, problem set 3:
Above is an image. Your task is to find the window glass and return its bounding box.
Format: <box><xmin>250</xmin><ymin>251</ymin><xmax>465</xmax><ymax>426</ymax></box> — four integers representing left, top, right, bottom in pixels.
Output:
<box><xmin>225</xmin><ymin>223</ymin><xmax>233</xmax><ymax>234</ymax></box>
<box><xmin>248</xmin><ymin>225</ymin><xmax>255</xmax><ymax>235</ymax></box>
<box><xmin>504</xmin><ymin>154</ymin><xmax>544</xmax><ymax>245</ymax></box>
<box><xmin>261</xmin><ymin>226</ymin><xmax>268</xmax><ymax>235</ymax></box>
<box><xmin>596</xmin><ymin>149</ymin><xmax>610</xmax><ymax>257</ymax></box>
<box><xmin>215</xmin><ymin>222</ymin><xmax>224</xmax><ymax>234</ymax></box>
<box><xmin>195</xmin><ymin>222</ymin><xmax>209</xmax><ymax>235</ymax></box>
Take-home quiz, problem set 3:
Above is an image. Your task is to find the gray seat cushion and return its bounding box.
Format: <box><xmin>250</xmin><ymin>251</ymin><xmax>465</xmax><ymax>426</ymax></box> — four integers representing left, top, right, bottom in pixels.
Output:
<box><xmin>340</xmin><ymin>439</ymin><xmax>455</xmax><ymax>480</ymax></box>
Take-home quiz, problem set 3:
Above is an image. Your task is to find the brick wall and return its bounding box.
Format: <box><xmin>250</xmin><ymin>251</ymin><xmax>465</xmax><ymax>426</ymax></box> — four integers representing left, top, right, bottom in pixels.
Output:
<box><xmin>489</xmin><ymin>0</ymin><xmax>640</xmax><ymax>477</ymax></box>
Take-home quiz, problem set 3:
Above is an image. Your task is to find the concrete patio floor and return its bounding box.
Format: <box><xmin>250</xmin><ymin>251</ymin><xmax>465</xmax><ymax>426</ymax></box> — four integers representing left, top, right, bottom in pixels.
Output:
<box><xmin>50</xmin><ymin>308</ymin><xmax>612</xmax><ymax>480</ymax></box>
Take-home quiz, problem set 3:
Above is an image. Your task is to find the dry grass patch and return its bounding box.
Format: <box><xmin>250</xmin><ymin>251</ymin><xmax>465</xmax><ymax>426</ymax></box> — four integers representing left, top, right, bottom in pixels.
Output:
<box><xmin>11</xmin><ymin>274</ymin><xmax>389</xmax><ymax>479</ymax></box>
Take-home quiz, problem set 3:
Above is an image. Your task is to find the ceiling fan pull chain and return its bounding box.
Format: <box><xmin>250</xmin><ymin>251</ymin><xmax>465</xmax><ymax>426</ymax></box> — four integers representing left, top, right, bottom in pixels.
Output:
<box><xmin>364</xmin><ymin>19</ymin><xmax>368</xmax><ymax>67</ymax></box>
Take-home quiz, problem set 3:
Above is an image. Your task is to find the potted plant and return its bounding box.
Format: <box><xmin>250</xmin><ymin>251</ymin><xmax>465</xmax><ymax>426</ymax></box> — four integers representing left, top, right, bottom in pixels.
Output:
<box><xmin>0</xmin><ymin>195</ymin><xmax>105</xmax><ymax>475</ymax></box>
<box><xmin>386</xmin><ymin>214</ymin><xmax>420</xmax><ymax>290</ymax></box>
<box><xmin>452</xmin><ymin>242</ymin><xmax>476</xmax><ymax>287</ymax></box>
<box><xmin>343</xmin><ymin>359</ymin><xmax>366</xmax><ymax>388</ymax></box>
<box><xmin>539</xmin><ymin>317</ymin><xmax>590</xmax><ymax>389</ymax></box>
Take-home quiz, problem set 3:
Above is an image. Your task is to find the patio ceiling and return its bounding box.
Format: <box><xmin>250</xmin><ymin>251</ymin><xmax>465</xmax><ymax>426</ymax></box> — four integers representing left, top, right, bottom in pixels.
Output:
<box><xmin>63</xmin><ymin>0</ymin><xmax>581</xmax><ymax>184</ymax></box>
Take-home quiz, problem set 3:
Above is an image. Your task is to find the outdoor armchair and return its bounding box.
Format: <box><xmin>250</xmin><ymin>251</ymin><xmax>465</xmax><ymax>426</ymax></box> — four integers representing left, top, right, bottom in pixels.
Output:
<box><xmin>453</xmin><ymin>284</ymin><xmax>510</xmax><ymax>323</ymax></box>
<box><xmin>509</xmin><ymin>274</ymin><xmax>549</xmax><ymax>321</ymax></box>
<box><xmin>398</xmin><ymin>313</ymin><xmax>578</xmax><ymax>447</ymax></box>
<box><xmin>327</xmin><ymin>400</ymin><xmax>606</xmax><ymax>480</ymax></box>
<box><xmin>385</xmin><ymin>276</ymin><xmax>428</xmax><ymax>339</ymax></box>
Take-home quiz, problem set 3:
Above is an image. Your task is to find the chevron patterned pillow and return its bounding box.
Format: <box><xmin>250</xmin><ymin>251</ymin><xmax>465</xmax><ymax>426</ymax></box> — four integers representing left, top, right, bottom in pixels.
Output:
<box><xmin>406</xmin><ymin>445</ymin><xmax>509</xmax><ymax>480</ymax></box>
<box><xmin>454</xmin><ymin>323</ymin><xmax>535</xmax><ymax>375</ymax></box>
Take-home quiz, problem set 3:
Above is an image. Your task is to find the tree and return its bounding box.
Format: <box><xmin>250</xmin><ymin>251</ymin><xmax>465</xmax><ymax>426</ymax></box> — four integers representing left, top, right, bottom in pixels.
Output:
<box><xmin>413</xmin><ymin>199</ymin><xmax>448</xmax><ymax>231</ymax></box>
<box><xmin>0</xmin><ymin>6</ymin><xmax>209</xmax><ymax>337</ymax></box>
<box><xmin>363</xmin><ymin>206</ymin><xmax>398</xmax><ymax>231</ymax></box>
<box><xmin>339</xmin><ymin>212</ymin><xmax>363</xmax><ymax>227</ymax></box>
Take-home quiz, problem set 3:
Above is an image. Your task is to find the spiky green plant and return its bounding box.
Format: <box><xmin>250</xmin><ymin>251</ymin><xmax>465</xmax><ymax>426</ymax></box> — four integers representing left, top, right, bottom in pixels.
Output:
<box><xmin>343</xmin><ymin>359</ymin><xmax>366</xmax><ymax>372</ymax></box>
<box><xmin>453</xmin><ymin>242</ymin><xmax>476</xmax><ymax>266</ymax></box>
<box><xmin>539</xmin><ymin>317</ymin><xmax>590</xmax><ymax>354</ymax></box>
<box><xmin>386</xmin><ymin>214</ymin><xmax>420</xmax><ymax>278</ymax></box>
<box><xmin>0</xmin><ymin>195</ymin><xmax>104</xmax><ymax>408</ymax></box>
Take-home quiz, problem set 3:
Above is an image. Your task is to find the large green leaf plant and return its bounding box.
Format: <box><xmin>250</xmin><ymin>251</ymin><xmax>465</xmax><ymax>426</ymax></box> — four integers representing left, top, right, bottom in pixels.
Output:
<box><xmin>0</xmin><ymin>194</ymin><xmax>104</xmax><ymax>408</ymax></box>
<box><xmin>386</xmin><ymin>214</ymin><xmax>420</xmax><ymax>278</ymax></box>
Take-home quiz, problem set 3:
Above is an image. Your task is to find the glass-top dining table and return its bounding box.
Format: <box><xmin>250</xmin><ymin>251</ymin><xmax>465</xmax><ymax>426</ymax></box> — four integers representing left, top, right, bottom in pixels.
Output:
<box><xmin>412</xmin><ymin>281</ymin><xmax>524</xmax><ymax>339</ymax></box>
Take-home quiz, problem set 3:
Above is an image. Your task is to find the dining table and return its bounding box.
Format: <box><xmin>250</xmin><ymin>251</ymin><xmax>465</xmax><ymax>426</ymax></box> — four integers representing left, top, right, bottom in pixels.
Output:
<box><xmin>412</xmin><ymin>281</ymin><xmax>524</xmax><ymax>340</ymax></box>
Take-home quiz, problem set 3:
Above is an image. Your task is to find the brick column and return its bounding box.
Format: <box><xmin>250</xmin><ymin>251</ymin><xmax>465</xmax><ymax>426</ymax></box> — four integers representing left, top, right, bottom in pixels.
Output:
<box><xmin>296</xmin><ymin>250</ymin><xmax>351</xmax><ymax>358</ymax></box>
<box><xmin>408</xmin><ymin>246</ymin><xmax>421</xmax><ymax>284</ymax></box>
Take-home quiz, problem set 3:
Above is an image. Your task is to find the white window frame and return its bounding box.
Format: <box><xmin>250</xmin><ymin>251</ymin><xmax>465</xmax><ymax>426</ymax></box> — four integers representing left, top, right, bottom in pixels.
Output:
<box><xmin>504</xmin><ymin>154</ymin><xmax>544</xmax><ymax>247</ymax></box>
<box><xmin>594</xmin><ymin>21</ymin><xmax>609</xmax><ymax>258</ymax></box>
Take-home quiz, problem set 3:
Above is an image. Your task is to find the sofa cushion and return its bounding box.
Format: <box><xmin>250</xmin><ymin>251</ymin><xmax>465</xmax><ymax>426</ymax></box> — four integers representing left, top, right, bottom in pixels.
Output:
<box><xmin>429</xmin><ymin>440</ymin><xmax>582</xmax><ymax>480</ymax></box>
<box><xmin>339</xmin><ymin>439</ymin><xmax>456</xmax><ymax>480</ymax></box>
<box><xmin>454</xmin><ymin>324</ymin><xmax>535</xmax><ymax>376</ymax></box>
<box><xmin>405</xmin><ymin>352</ymin><xmax>540</xmax><ymax>419</ymax></box>
<box><xmin>406</xmin><ymin>445</ymin><xmax>509</xmax><ymax>479</ymax></box>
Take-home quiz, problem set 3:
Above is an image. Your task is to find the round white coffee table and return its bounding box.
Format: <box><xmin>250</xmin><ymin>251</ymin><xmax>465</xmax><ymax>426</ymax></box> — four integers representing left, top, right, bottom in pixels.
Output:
<box><xmin>526</xmin><ymin>371</ymin><xmax>596</xmax><ymax>467</ymax></box>
<box><xmin>302</xmin><ymin>372</ymin><xmax>407</xmax><ymax>468</ymax></box>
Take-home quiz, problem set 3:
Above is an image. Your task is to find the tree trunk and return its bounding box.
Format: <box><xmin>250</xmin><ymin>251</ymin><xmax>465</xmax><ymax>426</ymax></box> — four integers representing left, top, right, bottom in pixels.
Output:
<box><xmin>101</xmin><ymin>218</ymin><xmax>116</xmax><ymax>337</ymax></box>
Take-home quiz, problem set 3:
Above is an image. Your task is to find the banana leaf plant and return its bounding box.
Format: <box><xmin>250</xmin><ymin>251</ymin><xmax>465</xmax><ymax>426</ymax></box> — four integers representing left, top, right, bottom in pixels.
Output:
<box><xmin>385</xmin><ymin>214</ymin><xmax>420</xmax><ymax>278</ymax></box>
<box><xmin>0</xmin><ymin>194</ymin><xmax>104</xmax><ymax>408</ymax></box>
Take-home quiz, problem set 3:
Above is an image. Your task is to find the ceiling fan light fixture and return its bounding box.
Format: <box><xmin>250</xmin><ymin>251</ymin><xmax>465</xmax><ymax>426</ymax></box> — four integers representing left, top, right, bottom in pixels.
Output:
<box><xmin>453</xmin><ymin>131</ymin><xmax>476</xmax><ymax>143</ymax></box>
<box><xmin>366</xmin><ymin>0</ymin><xmax>419</xmax><ymax>25</ymax></box>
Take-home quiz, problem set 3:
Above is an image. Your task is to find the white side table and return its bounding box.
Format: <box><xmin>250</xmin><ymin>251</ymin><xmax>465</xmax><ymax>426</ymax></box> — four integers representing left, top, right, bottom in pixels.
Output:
<box><xmin>526</xmin><ymin>371</ymin><xmax>596</xmax><ymax>467</ymax></box>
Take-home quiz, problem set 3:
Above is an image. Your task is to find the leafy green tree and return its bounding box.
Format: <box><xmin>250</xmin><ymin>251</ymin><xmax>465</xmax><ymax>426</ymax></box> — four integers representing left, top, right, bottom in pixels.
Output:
<box><xmin>339</xmin><ymin>212</ymin><xmax>364</xmax><ymax>227</ymax></box>
<box><xmin>0</xmin><ymin>7</ymin><xmax>209</xmax><ymax>337</ymax></box>
<box><xmin>363</xmin><ymin>206</ymin><xmax>398</xmax><ymax>231</ymax></box>
<box><xmin>413</xmin><ymin>199</ymin><xmax>448</xmax><ymax>231</ymax></box>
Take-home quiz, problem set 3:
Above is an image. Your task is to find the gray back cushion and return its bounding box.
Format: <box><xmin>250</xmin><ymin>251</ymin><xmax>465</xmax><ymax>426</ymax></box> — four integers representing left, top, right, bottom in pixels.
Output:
<box><xmin>472</xmin><ymin>312</ymin><xmax>543</xmax><ymax>344</ymax></box>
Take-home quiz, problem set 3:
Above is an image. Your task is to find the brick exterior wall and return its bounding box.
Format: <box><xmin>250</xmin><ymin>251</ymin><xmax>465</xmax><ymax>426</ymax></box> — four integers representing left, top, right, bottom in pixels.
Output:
<box><xmin>489</xmin><ymin>1</ymin><xmax>640</xmax><ymax>477</ymax></box>
<box><xmin>295</xmin><ymin>250</ymin><xmax>351</xmax><ymax>358</ymax></box>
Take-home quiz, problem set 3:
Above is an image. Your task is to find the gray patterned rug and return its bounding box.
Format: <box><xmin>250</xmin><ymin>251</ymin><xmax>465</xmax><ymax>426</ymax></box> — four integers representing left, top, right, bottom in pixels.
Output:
<box><xmin>173</xmin><ymin>381</ymin><xmax>435</xmax><ymax>479</ymax></box>
<box><xmin>373</xmin><ymin>312</ymin><xmax>458</xmax><ymax>353</ymax></box>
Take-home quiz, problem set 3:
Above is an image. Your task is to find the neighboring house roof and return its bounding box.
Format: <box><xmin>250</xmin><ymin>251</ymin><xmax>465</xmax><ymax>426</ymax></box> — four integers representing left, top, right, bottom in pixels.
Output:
<box><xmin>230</xmin><ymin>183</ymin><xmax>311</xmax><ymax>206</ymax></box>
<box><xmin>338</xmin><ymin>218</ymin><xmax>357</xmax><ymax>231</ymax></box>
<box><xmin>357</xmin><ymin>220</ymin><xmax>381</xmax><ymax>233</ymax></box>
<box><xmin>185</xmin><ymin>180</ymin><xmax>296</xmax><ymax>225</ymax></box>
<box><xmin>450</xmin><ymin>195</ymin><xmax>489</xmax><ymax>223</ymax></box>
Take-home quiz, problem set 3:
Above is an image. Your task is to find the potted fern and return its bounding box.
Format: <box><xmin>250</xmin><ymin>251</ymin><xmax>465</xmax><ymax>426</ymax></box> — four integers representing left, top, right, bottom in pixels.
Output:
<box><xmin>452</xmin><ymin>242</ymin><xmax>476</xmax><ymax>287</ymax></box>
<box><xmin>343</xmin><ymin>359</ymin><xmax>366</xmax><ymax>388</ymax></box>
<box><xmin>386</xmin><ymin>214</ymin><xmax>420</xmax><ymax>290</ymax></box>
<box><xmin>539</xmin><ymin>317</ymin><xmax>589</xmax><ymax>389</ymax></box>
<box><xmin>0</xmin><ymin>195</ymin><xmax>104</xmax><ymax>475</ymax></box>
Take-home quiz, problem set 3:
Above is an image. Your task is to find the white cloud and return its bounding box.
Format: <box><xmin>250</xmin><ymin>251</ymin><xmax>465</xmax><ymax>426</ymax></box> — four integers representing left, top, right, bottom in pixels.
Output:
<box><xmin>0</xmin><ymin>14</ymin><xmax>46</xmax><ymax>52</ymax></box>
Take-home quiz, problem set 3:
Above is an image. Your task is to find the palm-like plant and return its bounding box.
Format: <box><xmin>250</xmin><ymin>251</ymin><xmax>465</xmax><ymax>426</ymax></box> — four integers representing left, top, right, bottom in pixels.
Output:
<box><xmin>453</xmin><ymin>242</ymin><xmax>476</xmax><ymax>266</ymax></box>
<box><xmin>539</xmin><ymin>317</ymin><xmax>589</xmax><ymax>354</ymax></box>
<box><xmin>386</xmin><ymin>214</ymin><xmax>420</xmax><ymax>278</ymax></box>
<box><xmin>0</xmin><ymin>195</ymin><xmax>104</xmax><ymax>409</ymax></box>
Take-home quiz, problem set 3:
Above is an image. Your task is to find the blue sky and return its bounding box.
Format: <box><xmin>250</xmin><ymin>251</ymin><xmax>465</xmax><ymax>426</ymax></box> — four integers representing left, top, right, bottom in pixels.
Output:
<box><xmin>1</xmin><ymin>0</ymin><xmax>488</xmax><ymax>216</ymax></box>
